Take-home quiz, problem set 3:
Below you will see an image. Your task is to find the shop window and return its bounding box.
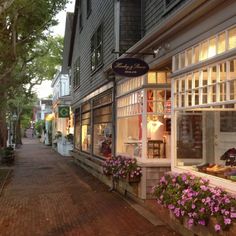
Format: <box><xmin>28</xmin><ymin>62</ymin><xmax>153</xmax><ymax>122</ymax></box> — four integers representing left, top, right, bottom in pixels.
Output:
<box><xmin>73</xmin><ymin>57</ymin><xmax>80</xmax><ymax>88</ymax></box>
<box><xmin>74</xmin><ymin>108</ymin><xmax>81</xmax><ymax>150</ymax></box>
<box><xmin>91</xmin><ymin>24</ymin><xmax>103</xmax><ymax>72</ymax></box>
<box><xmin>93</xmin><ymin>105</ymin><xmax>112</xmax><ymax>158</ymax></box>
<box><xmin>175</xmin><ymin>111</ymin><xmax>236</xmax><ymax>182</ymax></box>
<box><xmin>228</xmin><ymin>26</ymin><xmax>236</xmax><ymax>50</ymax></box>
<box><xmin>81</xmin><ymin>111</ymin><xmax>91</xmax><ymax>153</ymax></box>
<box><xmin>117</xmin><ymin>115</ymin><xmax>142</xmax><ymax>158</ymax></box>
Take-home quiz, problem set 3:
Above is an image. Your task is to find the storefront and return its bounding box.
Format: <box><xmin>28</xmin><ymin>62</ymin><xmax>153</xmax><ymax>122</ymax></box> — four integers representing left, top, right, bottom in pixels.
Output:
<box><xmin>172</xmin><ymin>24</ymin><xmax>236</xmax><ymax>193</ymax></box>
<box><xmin>74</xmin><ymin>86</ymin><xmax>113</xmax><ymax>159</ymax></box>
<box><xmin>115</xmin><ymin>71</ymin><xmax>172</xmax><ymax>198</ymax></box>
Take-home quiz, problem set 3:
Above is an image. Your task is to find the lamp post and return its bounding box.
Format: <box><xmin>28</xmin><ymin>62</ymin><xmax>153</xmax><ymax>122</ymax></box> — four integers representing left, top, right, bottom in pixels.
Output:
<box><xmin>12</xmin><ymin>113</ymin><xmax>17</xmax><ymax>147</ymax></box>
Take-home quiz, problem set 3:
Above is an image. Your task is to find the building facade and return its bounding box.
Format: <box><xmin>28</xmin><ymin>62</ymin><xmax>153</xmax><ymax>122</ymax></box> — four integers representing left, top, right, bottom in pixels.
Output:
<box><xmin>67</xmin><ymin>0</ymin><xmax>236</xmax><ymax>199</ymax></box>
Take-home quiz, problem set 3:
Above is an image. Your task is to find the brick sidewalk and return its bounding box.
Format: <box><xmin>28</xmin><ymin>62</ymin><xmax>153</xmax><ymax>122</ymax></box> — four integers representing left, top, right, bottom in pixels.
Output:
<box><xmin>0</xmin><ymin>139</ymin><xmax>180</xmax><ymax>236</ymax></box>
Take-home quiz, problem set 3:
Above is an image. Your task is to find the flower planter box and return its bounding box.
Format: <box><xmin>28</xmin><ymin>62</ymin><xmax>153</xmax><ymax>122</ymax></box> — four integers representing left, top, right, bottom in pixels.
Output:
<box><xmin>154</xmin><ymin>203</ymin><xmax>236</xmax><ymax>236</ymax></box>
<box><xmin>127</xmin><ymin>174</ymin><xmax>141</xmax><ymax>183</ymax></box>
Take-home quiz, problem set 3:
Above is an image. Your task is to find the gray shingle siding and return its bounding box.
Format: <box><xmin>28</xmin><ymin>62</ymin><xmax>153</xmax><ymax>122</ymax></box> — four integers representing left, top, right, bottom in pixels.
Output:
<box><xmin>144</xmin><ymin>0</ymin><xmax>190</xmax><ymax>34</ymax></box>
<box><xmin>72</xmin><ymin>0</ymin><xmax>115</xmax><ymax>104</ymax></box>
<box><xmin>119</xmin><ymin>0</ymin><xmax>141</xmax><ymax>52</ymax></box>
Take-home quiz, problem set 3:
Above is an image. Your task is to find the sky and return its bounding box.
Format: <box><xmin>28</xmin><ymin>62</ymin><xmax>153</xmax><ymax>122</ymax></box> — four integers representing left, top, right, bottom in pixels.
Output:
<box><xmin>34</xmin><ymin>0</ymin><xmax>75</xmax><ymax>98</ymax></box>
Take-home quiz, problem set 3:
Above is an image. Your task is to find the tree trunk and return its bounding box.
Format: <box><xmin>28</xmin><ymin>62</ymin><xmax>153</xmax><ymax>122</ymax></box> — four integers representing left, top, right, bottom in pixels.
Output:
<box><xmin>16</xmin><ymin>115</ymin><xmax>22</xmax><ymax>146</ymax></box>
<box><xmin>0</xmin><ymin>106</ymin><xmax>7</xmax><ymax>148</ymax></box>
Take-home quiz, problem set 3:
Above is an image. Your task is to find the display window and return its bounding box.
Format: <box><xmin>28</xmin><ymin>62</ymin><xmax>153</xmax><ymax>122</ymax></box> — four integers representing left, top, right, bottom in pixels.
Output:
<box><xmin>117</xmin><ymin>115</ymin><xmax>142</xmax><ymax>158</ymax></box>
<box><xmin>175</xmin><ymin>110</ymin><xmax>236</xmax><ymax>182</ymax></box>
<box><xmin>173</xmin><ymin>41</ymin><xmax>236</xmax><ymax>187</ymax></box>
<box><xmin>173</xmin><ymin>25</ymin><xmax>236</xmax><ymax>72</ymax></box>
<box><xmin>74</xmin><ymin>108</ymin><xmax>81</xmax><ymax>150</ymax></box>
<box><xmin>116</xmin><ymin>74</ymin><xmax>171</xmax><ymax>161</ymax></box>
<box><xmin>93</xmin><ymin>105</ymin><xmax>112</xmax><ymax>158</ymax></box>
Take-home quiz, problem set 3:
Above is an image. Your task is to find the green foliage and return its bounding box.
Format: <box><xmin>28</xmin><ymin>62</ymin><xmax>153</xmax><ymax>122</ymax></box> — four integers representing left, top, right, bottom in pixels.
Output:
<box><xmin>35</xmin><ymin>120</ymin><xmax>45</xmax><ymax>135</ymax></box>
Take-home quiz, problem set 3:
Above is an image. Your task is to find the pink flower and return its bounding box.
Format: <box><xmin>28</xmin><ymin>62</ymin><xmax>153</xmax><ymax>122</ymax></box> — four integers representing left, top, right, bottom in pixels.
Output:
<box><xmin>224</xmin><ymin>218</ymin><xmax>231</xmax><ymax>225</ymax></box>
<box><xmin>214</xmin><ymin>224</ymin><xmax>221</xmax><ymax>231</ymax></box>
<box><xmin>198</xmin><ymin>220</ymin><xmax>205</xmax><ymax>226</ymax></box>
<box><xmin>230</xmin><ymin>212</ymin><xmax>236</xmax><ymax>218</ymax></box>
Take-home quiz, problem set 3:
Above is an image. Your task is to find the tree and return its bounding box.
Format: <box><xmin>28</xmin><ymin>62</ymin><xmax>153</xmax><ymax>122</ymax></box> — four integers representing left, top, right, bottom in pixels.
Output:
<box><xmin>6</xmin><ymin>35</ymin><xmax>64</xmax><ymax>146</ymax></box>
<box><xmin>0</xmin><ymin>0</ymin><xmax>68</xmax><ymax>147</ymax></box>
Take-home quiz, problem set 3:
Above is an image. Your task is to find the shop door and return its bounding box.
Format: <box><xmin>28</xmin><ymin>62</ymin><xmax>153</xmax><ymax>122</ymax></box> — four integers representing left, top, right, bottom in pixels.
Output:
<box><xmin>214</xmin><ymin>111</ymin><xmax>236</xmax><ymax>163</ymax></box>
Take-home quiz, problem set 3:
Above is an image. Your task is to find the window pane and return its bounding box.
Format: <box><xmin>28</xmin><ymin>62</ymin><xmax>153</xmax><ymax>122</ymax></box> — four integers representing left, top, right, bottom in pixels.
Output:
<box><xmin>148</xmin><ymin>72</ymin><xmax>156</xmax><ymax>83</ymax></box>
<box><xmin>186</xmin><ymin>49</ymin><xmax>192</xmax><ymax>66</ymax></box>
<box><xmin>219</xmin><ymin>63</ymin><xmax>226</xmax><ymax>82</ymax></box>
<box><xmin>208</xmin><ymin>37</ymin><xmax>216</xmax><ymax>58</ymax></box>
<box><xmin>180</xmin><ymin>52</ymin><xmax>185</xmax><ymax>69</ymax></box>
<box><xmin>200</xmin><ymin>41</ymin><xmax>208</xmax><ymax>61</ymax></box>
<box><xmin>157</xmin><ymin>72</ymin><xmax>166</xmax><ymax>83</ymax></box>
<box><xmin>193</xmin><ymin>45</ymin><xmax>200</xmax><ymax>64</ymax></box>
<box><xmin>174</xmin><ymin>55</ymin><xmax>179</xmax><ymax>71</ymax></box>
<box><xmin>74</xmin><ymin>109</ymin><xmax>81</xmax><ymax>150</ymax></box>
<box><xmin>117</xmin><ymin>116</ymin><xmax>142</xmax><ymax>158</ymax></box>
<box><xmin>93</xmin><ymin>123</ymin><xmax>112</xmax><ymax>158</ymax></box>
<box><xmin>96</xmin><ymin>45</ymin><xmax>102</xmax><ymax>65</ymax></box>
<box><xmin>202</xmin><ymin>69</ymin><xmax>207</xmax><ymax>86</ymax></box>
<box><xmin>217</xmin><ymin>32</ymin><xmax>226</xmax><ymax>54</ymax></box>
<box><xmin>82</xmin><ymin>125</ymin><xmax>91</xmax><ymax>152</ymax></box>
<box><xmin>229</xmin><ymin>80</ymin><xmax>236</xmax><ymax>100</ymax></box>
<box><xmin>194</xmin><ymin>72</ymin><xmax>199</xmax><ymax>88</ymax></box>
<box><xmin>177</xmin><ymin>113</ymin><xmax>203</xmax><ymax>160</ymax></box>
<box><xmin>202</xmin><ymin>87</ymin><xmax>207</xmax><ymax>104</ymax></box>
<box><xmin>228</xmin><ymin>27</ymin><xmax>236</xmax><ymax>50</ymax></box>
<box><xmin>230</xmin><ymin>59</ymin><xmax>236</xmax><ymax>80</ymax></box>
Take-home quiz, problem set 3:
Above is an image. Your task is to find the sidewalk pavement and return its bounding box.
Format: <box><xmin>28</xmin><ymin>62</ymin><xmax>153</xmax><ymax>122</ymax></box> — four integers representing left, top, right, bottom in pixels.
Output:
<box><xmin>0</xmin><ymin>138</ymin><xmax>181</xmax><ymax>236</ymax></box>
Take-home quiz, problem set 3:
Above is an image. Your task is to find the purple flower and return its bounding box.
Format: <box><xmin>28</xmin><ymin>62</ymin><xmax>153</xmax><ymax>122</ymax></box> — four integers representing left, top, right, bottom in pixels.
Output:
<box><xmin>200</xmin><ymin>208</ymin><xmax>205</xmax><ymax>213</ymax></box>
<box><xmin>230</xmin><ymin>212</ymin><xmax>236</xmax><ymax>218</ymax></box>
<box><xmin>200</xmin><ymin>185</ymin><xmax>208</xmax><ymax>191</ymax></box>
<box><xmin>224</xmin><ymin>218</ymin><xmax>231</xmax><ymax>225</ymax></box>
<box><xmin>168</xmin><ymin>204</ymin><xmax>175</xmax><ymax>210</ymax></box>
<box><xmin>198</xmin><ymin>220</ymin><xmax>205</xmax><ymax>226</ymax></box>
<box><xmin>187</xmin><ymin>218</ymin><xmax>194</xmax><ymax>226</ymax></box>
<box><xmin>214</xmin><ymin>224</ymin><xmax>221</xmax><ymax>232</ymax></box>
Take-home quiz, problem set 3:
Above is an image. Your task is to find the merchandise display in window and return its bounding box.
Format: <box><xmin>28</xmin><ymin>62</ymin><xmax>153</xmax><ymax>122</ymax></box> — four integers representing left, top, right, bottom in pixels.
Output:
<box><xmin>116</xmin><ymin>75</ymin><xmax>171</xmax><ymax>160</ymax></box>
<box><xmin>117</xmin><ymin>116</ymin><xmax>142</xmax><ymax>158</ymax></box>
<box><xmin>176</xmin><ymin>111</ymin><xmax>236</xmax><ymax>182</ymax></box>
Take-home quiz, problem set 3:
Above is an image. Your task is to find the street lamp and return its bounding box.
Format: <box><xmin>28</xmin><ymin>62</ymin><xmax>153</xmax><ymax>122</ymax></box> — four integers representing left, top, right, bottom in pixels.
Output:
<box><xmin>12</xmin><ymin>113</ymin><xmax>17</xmax><ymax>146</ymax></box>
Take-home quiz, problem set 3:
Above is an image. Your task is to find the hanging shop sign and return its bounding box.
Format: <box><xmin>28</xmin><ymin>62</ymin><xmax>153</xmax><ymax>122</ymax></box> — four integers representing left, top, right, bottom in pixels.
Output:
<box><xmin>112</xmin><ymin>58</ymin><xmax>149</xmax><ymax>77</ymax></box>
<box><xmin>58</xmin><ymin>106</ymin><xmax>70</xmax><ymax>118</ymax></box>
